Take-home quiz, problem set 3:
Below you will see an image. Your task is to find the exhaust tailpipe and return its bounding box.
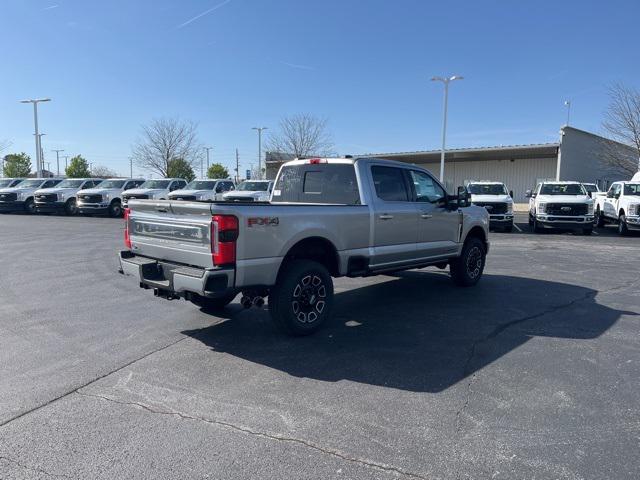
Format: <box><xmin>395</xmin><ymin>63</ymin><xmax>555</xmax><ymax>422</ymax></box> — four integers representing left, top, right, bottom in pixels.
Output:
<box><xmin>253</xmin><ymin>297</ymin><xmax>265</xmax><ymax>309</ymax></box>
<box><xmin>240</xmin><ymin>296</ymin><xmax>253</xmax><ymax>309</ymax></box>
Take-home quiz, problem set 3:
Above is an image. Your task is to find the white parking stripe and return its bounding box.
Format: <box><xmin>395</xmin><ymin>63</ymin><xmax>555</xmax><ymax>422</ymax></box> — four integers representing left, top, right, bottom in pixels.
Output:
<box><xmin>513</xmin><ymin>223</ymin><xmax>523</xmax><ymax>232</ymax></box>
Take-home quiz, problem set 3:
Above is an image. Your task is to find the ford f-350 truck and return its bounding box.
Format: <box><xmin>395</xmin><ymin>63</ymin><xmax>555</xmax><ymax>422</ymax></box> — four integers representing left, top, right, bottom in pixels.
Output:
<box><xmin>593</xmin><ymin>181</ymin><xmax>640</xmax><ymax>235</ymax></box>
<box><xmin>119</xmin><ymin>157</ymin><xmax>490</xmax><ymax>335</ymax></box>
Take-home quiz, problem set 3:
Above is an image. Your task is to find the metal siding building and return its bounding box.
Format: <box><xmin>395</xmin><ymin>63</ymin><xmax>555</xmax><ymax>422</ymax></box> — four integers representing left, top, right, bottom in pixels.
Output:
<box><xmin>265</xmin><ymin>126</ymin><xmax>634</xmax><ymax>203</ymax></box>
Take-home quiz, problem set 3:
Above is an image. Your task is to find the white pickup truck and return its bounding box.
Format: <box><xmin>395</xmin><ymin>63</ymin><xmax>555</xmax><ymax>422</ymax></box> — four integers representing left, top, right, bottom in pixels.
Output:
<box><xmin>593</xmin><ymin>181</ymin><xmax>640</xmax><ymax>235</ymax></box>
<box><xmin>77</xmin><ymin>178</ymin><xmax>146</xmax><ymax>217</ymax></box>
<box><xmin>119</xmin><ymin>157</ymin><xmax>490</xmax><ymax>336</ymax></box>
<box><xmin>467</xmin><ymin>181</ymin><xmax>514</xmax><ymax>232</ymax></box>
<box><xmin>223</xmin><ymin>180</ymin><xmax>273</xmax><ymax>202</ymax></box>
<box><xmin>526</xmin><ymin>181</ymin><xmax>594</xmax><ymax>235</ymax></box>
<box><xmin>122</xmin><ymin>178</ymin><xmax>188</xmax><ymax>208</ymax></box>
<box><xmin>168</xmin><ymin>179</ymin><xmax>236</xmax><ymax>202</ymax></box>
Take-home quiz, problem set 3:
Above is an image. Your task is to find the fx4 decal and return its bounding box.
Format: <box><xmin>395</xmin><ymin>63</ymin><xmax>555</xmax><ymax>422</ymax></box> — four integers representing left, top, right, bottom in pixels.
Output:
<box><xmin>248</xmin><ymin>217</ymin><xmax>279</xmax><ymax>227</ymax></box>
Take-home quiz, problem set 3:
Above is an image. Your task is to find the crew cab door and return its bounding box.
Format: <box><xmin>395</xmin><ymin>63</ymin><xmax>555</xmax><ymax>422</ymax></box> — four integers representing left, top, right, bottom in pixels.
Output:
<box><xmin>369</xmin><ymin>165</ymin><xmax>418</xmax><ymax>267</ymax></box>
<box><xmin>408</xmin><ymin>170</ymin><xmax>460</xmax><ymax>258</ymax></box>
<box><xmin>604</xmin><ymin>183</ymin><xmax>621</xmax><ymax>218</ymax></box>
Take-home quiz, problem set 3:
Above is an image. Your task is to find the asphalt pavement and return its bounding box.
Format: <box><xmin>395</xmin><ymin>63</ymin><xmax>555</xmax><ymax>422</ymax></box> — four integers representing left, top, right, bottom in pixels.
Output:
<box><xmin>0</xmin><ymin>213</ymin><xmax>638</xmax><ymax>479</ymax></box>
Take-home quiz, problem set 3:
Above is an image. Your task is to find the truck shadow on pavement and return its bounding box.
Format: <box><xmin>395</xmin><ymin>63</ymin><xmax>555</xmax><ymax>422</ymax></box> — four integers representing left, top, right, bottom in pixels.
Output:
<box><xmin>183</xmin><ymin>272</ymin><xmax>634</xmax><ymax>392</ymax></box>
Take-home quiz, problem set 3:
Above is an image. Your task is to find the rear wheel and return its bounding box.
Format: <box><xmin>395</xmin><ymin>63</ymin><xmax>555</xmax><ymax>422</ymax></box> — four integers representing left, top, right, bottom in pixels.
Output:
<box><xmin>190</xmin><ymin>292</ymin><xmax>237</xmax><ymax>310</ymax></box>
<box><xmin>64</xmin><ymin>198</ymin><xmax>77</xmax><ymax>216</ymax></box>
<box><xmin>450</xmin><ymin>237</ymin><xmax>486</xmax><ymax>287</ymax></box>
<box><xmin>269</xmin><ymin>259</ymin><xmax>334</xmax><ymax>336</ymax></box>
<box><xmin>618</xmin><ymin>214</ymin><xmax>629</xmax><ymax>236</ymax></box>
<box><xmin>108</xmin><ymin>200</ymin><xmax>122</xmax><ymax>218</ymax></box>
<box><xmin>24</xmin><ymin>198</ymin><xmax>36</xmax><ymax>214</ymax></box>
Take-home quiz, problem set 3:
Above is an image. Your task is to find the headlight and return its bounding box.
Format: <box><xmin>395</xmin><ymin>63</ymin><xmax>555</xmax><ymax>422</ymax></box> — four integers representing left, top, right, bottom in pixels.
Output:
<box><xmin>631</xmin><ymin>203</ymin><xmax>640</xmax><ymax>215</ymax></box>
<box><xmin>507</xmin><ymin>203</ymin><xmax>513</xmax><ymax>214</ymax></box>
<box><xmin>18</xmin><ymin>192</ymin><xmax>26</xmax><ymax>200</ymax></box>
<box><xmin>57</xmin><ymin>193</ymin><xmax>65</xmax><ymax>201</ymax></box>
<box><xmin>104</xmin><ymin>194</ymin><xmax>110</xmax><ymax>201</ymax></box>
<box><xmin>588</xmin><ymin>202</ymin><xmax>594</xmax><ymax>215</ymax></box>
<box><xmin>538</xmin><ymin>203</ymin><xmax>546</xmax><ymax>213</ymax></box>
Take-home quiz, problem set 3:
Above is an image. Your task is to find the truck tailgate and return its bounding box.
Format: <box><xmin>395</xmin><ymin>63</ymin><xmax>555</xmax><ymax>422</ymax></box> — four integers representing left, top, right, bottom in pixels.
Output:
<box><xmin>127</xmin><ymin>200</ymin><xmax>214</xmax><ymax>269</ymax></box>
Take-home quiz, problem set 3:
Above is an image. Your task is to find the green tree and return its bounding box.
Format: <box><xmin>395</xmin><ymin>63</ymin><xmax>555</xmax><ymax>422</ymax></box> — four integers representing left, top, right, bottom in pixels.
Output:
<box><xmin>65</xmin><ymin>155</ymin><xmax>91</xmax><ymax>178</ymax></box>
<box><xmin>166</xmin><ymin>157</ymin><xmax>195</xmax><ymax>182</ymax></box>
<box><xmin>3</xmin><ymin>153</ymin><xmax>32</xmax><ymax>177</ymax></box>
<box><xmin>207</xmin><ymin>163</ymin><xmax>229</xmax><ymax>179</ymax></box>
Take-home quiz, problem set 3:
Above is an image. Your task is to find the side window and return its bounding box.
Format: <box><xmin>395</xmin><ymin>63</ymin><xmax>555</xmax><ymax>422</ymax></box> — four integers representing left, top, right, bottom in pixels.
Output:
<box><xmin>225</xmin><ymin>182</ymin><xmax>234</xmax><ymax>191</ymax></box>
<box><xmin>371</xmin><ymin>166</ymin><xmax>409</xmax><ymax>202</ymax></box>
<box><xmin>124</xmin><ymin>181</ymin><xmax>138</xmax><ymax>190</ymax></box>
<box><xmin>42</xmin><ymin>180</ymin><xmax>58</xmax><ymax>188</ymax></box>
<box><xmin>409</xmin><ymin>170</ymin><xmax>446</xmax><ymax>205</ymax></box>
<box><xmin>169</xmin><ymin>181</ymin><xmax>178</xmax><ymax>191</ymax></box>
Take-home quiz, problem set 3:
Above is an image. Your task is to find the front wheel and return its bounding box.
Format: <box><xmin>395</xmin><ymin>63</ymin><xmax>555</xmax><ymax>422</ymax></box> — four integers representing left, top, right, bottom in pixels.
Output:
<box><xmin>595</xmin><ymin>208</ymin><xmax>605</xmax><ymax>228</ymax></box>
<box><xmin>64</xmin><ymin>198</ymin><xmax>77</xmax><ymax>216</ymax></box>
<box><xmin>24</xmin><ymin>198</ymin><xmax>36</xmax><ymax>214</ymax></box>
<box><xmin>582</xmin><ymin>228</ymin><xmax>593</xmax><ymax>236</ymax></box>
<box><xmin>269</xmin><ymin>259</ymin><xmax>334</xmax><ymax>336</ymax></box>
<box><xmin>618</xmin><ymin>214</ymin><xmax>629</xmax><ymax>236</ymax></box>
<box><xmin>450</xmin><ymin>237</ymin><xmax>486</xmax><ymax>287</ymax></box>
<box><xmin>108</xmin><ymin>200</ymin><xmax>122</xmax><ymax>218</ymax></box>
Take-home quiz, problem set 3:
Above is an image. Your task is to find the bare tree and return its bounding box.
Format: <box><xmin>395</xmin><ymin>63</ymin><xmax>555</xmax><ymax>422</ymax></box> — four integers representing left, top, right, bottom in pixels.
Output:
<box><xmin>91</xmin><ymin>165</ymin><xmax>119</xmax><ymax>178</ymax></box>
<box><xmin>266</xmin><ymin>114</ymin><xmax>334</xmax><ymax>159</ymax></box>
<box><xmin>131</xmin><ymin>117</ymin><xmax>202</xmax><ymax>177</ymax></box>
<box><xmin>600</xmin><ymin>83</ymin><xmax>640</xmax><ymax>175</ymax></box>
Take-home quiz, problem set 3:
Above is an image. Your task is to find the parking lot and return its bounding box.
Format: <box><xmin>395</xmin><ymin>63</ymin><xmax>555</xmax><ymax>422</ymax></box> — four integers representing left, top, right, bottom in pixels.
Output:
<box><xmin>0</xmin><ymin>213</ymin><xmax>639</xmax><ymax>479</ymax></box>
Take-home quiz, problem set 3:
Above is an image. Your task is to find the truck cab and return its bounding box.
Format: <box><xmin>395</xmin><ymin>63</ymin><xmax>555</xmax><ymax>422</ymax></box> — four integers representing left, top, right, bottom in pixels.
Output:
<box><xmin>77</xmin><ymin>178</ymin><xmax>146</xmax><ymax>217</ymax></box>
<box><xmin>0</xmin><ymin>178</ymin><xmax>63</xmax><ymax>214</ymax></box>
<box><xmin>122</xmin><ymin>178</ymin><xmax>188</xmax><ymax>207</ymax></box>
<box><xmin>34</xmin><ymin>178</ymin><xmax>102</xmax><ymax>215</ymax></box>
<box><xmin>594</xmin><ymin>181</ymin><xmax>640</xmax><ymax>235</ymax></box>
<box><xmin>223</xmin><ymin>180</ymin><xmax>273</xmax><ymax>202</ymax></box>
<box><xmin>527</xmin><ymin>181</ymin><xmax>594</xmax><ymax>235</ymax></box>
<box><xmin>467</xmin><ymin>181</ymin><xmax>514</xmax><ymax>232</ymax></box>
<box><xmin>168</xmin><ymin>179</ymin><xmax>235</xmax><ymax>202</ymax></box>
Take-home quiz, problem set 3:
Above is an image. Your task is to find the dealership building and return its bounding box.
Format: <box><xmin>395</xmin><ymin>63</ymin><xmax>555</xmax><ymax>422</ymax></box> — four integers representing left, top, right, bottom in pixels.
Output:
<box><xmin>266</xmin><ymin>126</ymin><xmax>635</xmax><ymax>203</ymax></box>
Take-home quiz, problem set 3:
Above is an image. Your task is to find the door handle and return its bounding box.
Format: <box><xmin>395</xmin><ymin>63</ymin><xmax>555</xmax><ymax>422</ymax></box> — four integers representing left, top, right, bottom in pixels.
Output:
<box><xmin>379</xmin><ymin>214</ymin><xmax>394</xmax><ymax>220</ymax></box>
<box><xmin>420</xmin><ymin>213</ymin><xmax>433</xmax><ymax>219</ymax></box>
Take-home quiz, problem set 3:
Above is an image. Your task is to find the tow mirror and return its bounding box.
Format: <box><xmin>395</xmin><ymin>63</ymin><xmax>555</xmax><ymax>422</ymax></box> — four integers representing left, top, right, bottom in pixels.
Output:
<box><xmin>509</xmin><ymin>190</ymin><xmax>514</xmax><ymax>198</ymax></box>
<box><xmin>525</xmin><ymin>190</ymin><xmax>532</xmax><ymax>198</ymax></box>
<box><xmin>457</xmin><ymin>186</ymin><xmax>470</xmax><ymax>208</ymax></box>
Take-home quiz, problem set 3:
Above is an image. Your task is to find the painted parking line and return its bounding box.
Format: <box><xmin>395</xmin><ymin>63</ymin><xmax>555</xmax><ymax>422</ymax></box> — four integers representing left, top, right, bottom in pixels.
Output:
<box><xmin>513</xmin><ymin>223</ymin><xmax>523</xmax><ymax>232</ymax></box>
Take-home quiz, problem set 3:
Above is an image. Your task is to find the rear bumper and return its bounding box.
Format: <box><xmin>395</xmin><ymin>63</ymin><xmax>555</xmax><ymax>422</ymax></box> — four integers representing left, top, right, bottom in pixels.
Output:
<box><xmin>35</xmin><ymin>201</ymin><xmax>65</xmax><ymax>213</ymax></box>
<box><xmin>0</xmin><ymin>201</ymin><xmax>25</xmax><ymax>211</ymax></box>
<box><xmin>537</xmin><ymin>215</ymin><xmax>594</xmax><ymax>229</ymax></box>
<box><xmin>118</xmin><ymin>250</ymin><xmax>235</xmax><ymax>298</ymax></box>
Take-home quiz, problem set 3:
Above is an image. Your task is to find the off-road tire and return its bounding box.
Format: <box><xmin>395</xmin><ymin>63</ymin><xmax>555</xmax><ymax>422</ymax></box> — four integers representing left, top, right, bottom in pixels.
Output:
<box><xmin>269</xmin><ymin>259</ymin><xmax>334</xmax><ymax>336</ymax></box>
<box><xmin>595</xmin><ymin>208</ymin><xmax>605</xmax><ymax>228</ymax></box>
<box><xmin>450</xmin><ymin>237</ymin><xmax>486</xmax><ymax>287</ymax></box>
<box><xmin>64</xmin><ymin>198</ymin><xmax>77</xmax><ymax>216</ymax></box>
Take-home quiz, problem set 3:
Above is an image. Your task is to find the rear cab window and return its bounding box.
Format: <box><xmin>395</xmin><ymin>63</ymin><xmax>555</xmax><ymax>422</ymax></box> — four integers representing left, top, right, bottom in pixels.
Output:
<box><xmin>273</xmin><ymin>163</ymin><xmax>360</xmax><ymax>204</ymax></box>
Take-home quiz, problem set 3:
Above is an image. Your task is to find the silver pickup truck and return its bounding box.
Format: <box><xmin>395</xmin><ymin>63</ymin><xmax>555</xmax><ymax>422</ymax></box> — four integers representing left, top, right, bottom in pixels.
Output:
<box><xmin>119</xmin><ymin>157</ymin><xmax>489</xmax><ymax>335</ymax></box>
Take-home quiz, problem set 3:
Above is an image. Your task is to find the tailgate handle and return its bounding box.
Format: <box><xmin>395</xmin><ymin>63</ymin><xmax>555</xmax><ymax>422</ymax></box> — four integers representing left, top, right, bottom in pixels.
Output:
<box><xmin>156</xmin><ymin>207</ymin><xmax>169</xmax><ymax>213</ymax></box>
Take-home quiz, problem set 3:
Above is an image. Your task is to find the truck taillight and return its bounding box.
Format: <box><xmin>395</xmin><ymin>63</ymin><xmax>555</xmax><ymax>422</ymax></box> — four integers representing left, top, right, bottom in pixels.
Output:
<box><xmin>308</xmin><ymin>158</ymin><xmax>326</xmax><ymax>164</ymax></box>
<box><xmin>211</xmin><ymin>214</ymin><xmax>238</xmax><ymax>266</ymax></box>
<box><xmin>124</xmin><ymin>208</ymin><xmax>132</xmax><ymax>249</ymax></box>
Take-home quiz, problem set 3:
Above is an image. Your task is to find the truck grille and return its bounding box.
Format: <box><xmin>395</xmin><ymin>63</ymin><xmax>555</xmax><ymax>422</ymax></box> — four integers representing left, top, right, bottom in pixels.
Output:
<box><xmin>474</xmin><ymin>202</ymin><xmax>508</xmax><ymax>214</ymax></box>
<box><xmin>546</xmin><ymin>203</ymin><xmax>588</xmax><ymax>216</ymax></box>
<box><xmin>78</xmin><ymin>194</ymin><xmax>103</xmax><ymax>203</ymax></box>
<box><xmin>35</xmin><ymin>193</ymin><xmax>57</xmax><ymax>203</ymax></box>
<box><xmin>123</xmin><ymin>194</ymin><xmax>149</xmax><ymax>200</ymax></box>
<box><xmin>172</xmin><ymin>195</ymin><xmax>196</xmax><ymax>201</ymax></box>
<box><xmin>0</xmin><ymin>193</ymin><xmax>17</xmax><ymax>202</ymax></box>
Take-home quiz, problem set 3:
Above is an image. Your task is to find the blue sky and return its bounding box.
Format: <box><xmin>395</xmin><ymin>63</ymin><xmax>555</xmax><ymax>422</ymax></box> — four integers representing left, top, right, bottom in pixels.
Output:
<box><xmin>1</xmin><ymin>0</ymin><xmax>638</xmax><ymax>177</ymax></box>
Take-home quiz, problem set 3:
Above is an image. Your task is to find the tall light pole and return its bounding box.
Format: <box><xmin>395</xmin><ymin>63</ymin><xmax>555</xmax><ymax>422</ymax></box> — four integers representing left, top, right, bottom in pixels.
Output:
<box><xmin>204</xmin><ymin>147</ymin><xmax>213</xmax><ymax>171</ymax></box>
<box><xmin>35</xmin><ymin>133</ymin><xmax>46</xmax><ymax>176</ymax></box>
<box><xmin>129</xmin><ymin>157</ymin><xmax>133</xmax><ymax>178</ymax></box>
<box><xmin>52</xmin><ymin>149</ymin><xmax>64</xmax><ymax>176</ymax></box>
<box><xmin>564</xmin><ymin>100</ymin><xmax>571</xmax><ymax>126</ymax></box>
<box><xmin>252</xmin><ymin>127</ymin><xmax>268</xmax><ymax>179</ymax></box>
<box><xmin>63</xmin><ymin>155</ymin><xmax>69</xmax><ymax>171</ymax></box>
<box><xmin>431</xmin><ymin>76</ymin><xmax>463</xmax><ymax>183</ymax></box>
<box><xmin>20</xmin><ymin>98</ymin><xmax>51</xmax><ymax>178</ymax></box>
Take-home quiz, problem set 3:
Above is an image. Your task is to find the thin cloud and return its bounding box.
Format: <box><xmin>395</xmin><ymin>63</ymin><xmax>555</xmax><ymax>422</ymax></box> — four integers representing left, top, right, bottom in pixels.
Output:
<box><xmin>280</xmin><ymin>61</ymin><xmax>315</xmax><ymax>71</ymax></box>
<box><xmin>43</xmin><ymin>4</ymin><xmax>59</xmax><ymax>10</ymax></box>
<box><xmin>176</xmin><ymin>0</ymin><xmax>232</xmax><ymax>29</ymax></box>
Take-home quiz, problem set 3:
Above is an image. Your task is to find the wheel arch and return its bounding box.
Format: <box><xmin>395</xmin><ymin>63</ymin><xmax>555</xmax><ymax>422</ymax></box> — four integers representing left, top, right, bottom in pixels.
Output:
<box><xmin>277</xmin><ymin>236</ymin><xmax>340</xmax><ymax>279</ymax></box>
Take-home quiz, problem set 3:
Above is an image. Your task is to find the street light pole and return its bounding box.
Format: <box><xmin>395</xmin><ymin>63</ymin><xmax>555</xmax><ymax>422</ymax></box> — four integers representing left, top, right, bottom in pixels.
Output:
<box><xmin>52</xmin><ymin>149</ymin><xmax>64</xmax><ymax>176</ymax></box>
<box><xmin>129</xmin><ymin>158</ymin><xmax>133</xmax><ymax>178</ymax></box>
<box><xmin>20</xmin><ymin>98</ymin><xmax>51</xmax><ymax>178</ymax></box>
<box><xmin>204</xmin><ymin>147</ymin><xmax>212</xmax><ymax>172</ymax></box>
<box><xmin>431</xmin><ymin>76</ymin><xmax>463</xmax><ymax>183</ymax></box>
<box><xmin>564</xmin><ymin>100</ymin><xmax>571</xmax><ymax>126</ymax></box>
<box><xmin>252</xmin><ymin>127</ymin><xmax>268</xmax><ymax>179</ymax></box>
<box><xmin>35</xmin><ymin>133</ymin><xmax>46</xmax><ymax>176</ymax></box>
